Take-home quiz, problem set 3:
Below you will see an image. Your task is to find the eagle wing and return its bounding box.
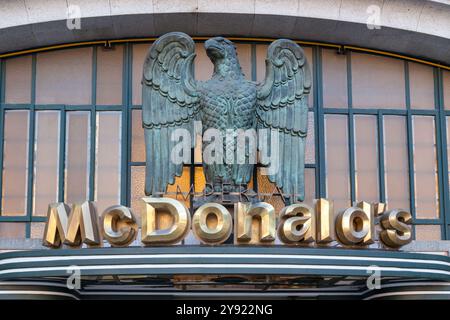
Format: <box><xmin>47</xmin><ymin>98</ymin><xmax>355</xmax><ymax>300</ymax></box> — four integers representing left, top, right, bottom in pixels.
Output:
<box><xmin>142</xmin><ymin>32</ymin><xmax>200</xmax><ymax>196</ymax></box>
<box><xmin>256</xmin><ymin>39</ymin><xmax>312</xmax><ymax>201</ymax></box>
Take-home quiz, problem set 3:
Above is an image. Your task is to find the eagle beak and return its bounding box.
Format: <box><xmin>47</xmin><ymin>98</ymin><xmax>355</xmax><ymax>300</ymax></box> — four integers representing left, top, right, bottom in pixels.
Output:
<box><xmin>205</xmin><ymin>39</ymin><xmax>224</xmax><ymax>59</ymax></box>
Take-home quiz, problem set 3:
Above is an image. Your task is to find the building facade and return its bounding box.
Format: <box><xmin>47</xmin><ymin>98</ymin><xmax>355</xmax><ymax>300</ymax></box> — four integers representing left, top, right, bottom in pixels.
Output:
<box><xmin>0</xmin><ymin>0</ymin><xmax>449</xmax><ymax>299</ymax></box>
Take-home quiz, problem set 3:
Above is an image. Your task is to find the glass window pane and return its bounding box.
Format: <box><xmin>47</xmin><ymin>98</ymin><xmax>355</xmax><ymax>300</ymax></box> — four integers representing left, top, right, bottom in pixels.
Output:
<box><xmin>306</xmin><ymin>111</ymin><xmax>315</xmax><ymax>164</ymax></box>
<box><xmin>95</xmin><ymin>112</ymin><xmax>121</xmax><ymax>214</ymax></box>
<box><xmin>195</xmin><ymin>166</ymin><xmax>255</xmax><ymax>194</ymax></box>
<box><xmin>415</xmin><ymin>225</ymin><xmax>441</xmax><ymax>241</ymax></box>
<box><xmin>194</xmin><ymin>166</ymin><xmax>206</xmax><ymax>193</ymax></box>
<box><xmin>304</xmin><ymin>168</ymin><xmax>316</xmax><ymax>204</ymax></box>
<box><xmin>354</xmin><ymin>115</ymin><xmax>379</xmax><ymax>203</ymax></box>
<box><xmin>409</xmin><ymin>62</ymin><xmax>434</xmax><ymax>109</ymax></box>
<box><xmin>132</xmin><ymin>43</ymin><xmax>150</xmax><ymax>105</ymax></box>
<box><xmin>325</xmin><ymin>114</ymin><xmax>350</xmax><ymax>211</ymax></box>
<box><xmin>256</xmin><ymin>44</ymin><xmax>269</xmax><ymax>83</ymax></box>
<box><xmin>96</xmin><ymin>46</ymin><xmax>123</xmax><ymax>105</ymax></box>
<box><xmin>322</xmin><ymin>49</ymin><xmax>348</xmax><ymax>108</ymax></box>
<box><xmin>257</xmin><ymin>167</ymin><xmax>286</xmax><ymax>213</ymax></box>
<box><xmin>0</xmin><ymin>222</ymin><xmax>26</xmax><ymax>238</ymax></box>
<box><xmin>2</xmin><ymin>110</ymin><xmax>29</xmax><ymax>216</ymax></box>
<box><xmin>167</xmin><ymin>167</ymin><xmax>191</xmax><ymax>208</ymax></box>
<box><xmin>256</xmin><ymin>44</ymin><xmax>314</xmax><ymax>107</ymax></box>
<box><xmin>254</xmin><ymin>167</ymin><xmax>314</xmax><ymax>211</ymax></box>
<box><xmin>33</xmin><ymin>111</ymin><xmax>60</xmax><ymax>216</ymax></box>
<box><xmin>130</xmin><ymin>166</ymin><xmax>191</xmax><ymax>222</ymax></box>
<box><xmin>412</xmin><ymin>116</ymin><xmax>439</xmax><ymax>219</ymax></box>
<box><xmin>383</xmin><ymin>116</ymin><xmax>410</xmax><ymax>211</ymax></box>
<box><xmin>236</xmin><ymin>43</ymin><xmax>252</xmax><ymax>81</ymax></box>
<box><xmin>36</xmin><ymin>47</ymin><xmax>92</xmax><ymax>104</ymax></box>
<box><xmin>130</xmin><ymin>166</ymin><xmax>145</xmax><ymax>224</ymax></box>
<box><xmin>194</xmin><ymin>134</ymin><xmax>202</xmax><ymax>164</ymax></box>
<box><xmin>5</xmin><ymin>55</ymin><xmax>32</xmax><ymax>104</ymax></box>
<box><xmin>304</xmin><ymin>47</ymin><xmax>314</xmax><ymax>108</ymax></box>
<box><xmin>195</xmin><ymin>42</ymin><xmax>213</xmax><ymax>81</ymax></box>
<box><xmin>351</xmin><ymin>52</ymin><xmax>405</xmax><ymax>109</ymax></box>
<box><xmin>447</xmin><ymin>117</ymin><xmax>450</xmax><ymax>204</ymax></box>
<box><xmin>443</xmin><ymin>70</ymin><xmax>450</xmax><ymax>110</ymax></box>
<box><xmin>31</xmin><ymin>222</ymin><xmax>45</xmax><ymax>239</ymax></box>
<box><xmin>131</xmin><ymin>109</ymin><xmax>145</xmax><ymax>162</ymax></box>
<box><xmin>65</xmin><ymin>111</ymin><xmax>90</xmax><ymax>204</ymax></box>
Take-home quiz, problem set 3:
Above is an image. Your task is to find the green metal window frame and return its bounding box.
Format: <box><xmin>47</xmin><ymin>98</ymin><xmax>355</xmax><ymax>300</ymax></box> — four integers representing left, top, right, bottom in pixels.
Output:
<box><xmin>0</xmin><ymin>41</ymin><xmax>448</xmax><ymax>240</ymax></box>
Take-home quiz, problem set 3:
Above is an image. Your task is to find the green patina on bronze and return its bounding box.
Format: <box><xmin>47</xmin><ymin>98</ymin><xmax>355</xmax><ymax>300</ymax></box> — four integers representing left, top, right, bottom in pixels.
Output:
<box><xmin>142</xmin><ymin>32</ymin><xmax>311</xmax><ymax>201</ymax></box>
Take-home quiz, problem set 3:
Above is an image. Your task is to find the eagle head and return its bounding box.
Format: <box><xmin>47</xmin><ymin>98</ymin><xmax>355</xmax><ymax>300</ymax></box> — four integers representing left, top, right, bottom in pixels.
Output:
<box><xmin>205</xmin><ymin>37</ymin><xmax>242</xmax><ymax>78</ymax></box>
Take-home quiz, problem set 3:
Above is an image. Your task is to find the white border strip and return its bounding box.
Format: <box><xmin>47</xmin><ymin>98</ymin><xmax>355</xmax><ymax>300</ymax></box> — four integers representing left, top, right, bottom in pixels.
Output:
<box><xmin>0</xmin><ymin>290</ymin><xmax>79</xmax><ymax>300</ymax></box>
<box><xmin>364</xmin><ymin>291</ymin><xmax>450</xmax><ymax>300</ymax></box>
<box><xmin>1</xmin><ymin>253</ymin><xmax>449</xmax><ymax>268</ymax></box>
<box><xmin>1</xmin><ymin>263</ymin><xmax>449</xmax><ymax>277</ymax></box>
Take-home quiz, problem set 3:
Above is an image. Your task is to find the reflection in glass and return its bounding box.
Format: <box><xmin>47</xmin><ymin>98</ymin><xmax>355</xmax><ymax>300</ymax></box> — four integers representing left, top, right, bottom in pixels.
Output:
<box><xmin>447</xmin><ymin>117</ymin><xmax>450</xmax><ymax>208</ymax></box>
<box><xmin>306</xmin><ymin>111</ymin><xmax>315</xmax><ymax>164</ymax></box>
<box><xmin>2</xmin><ymin>110</ymin><xmax>29</xmax><ymax>216</ymax></box>
<box><xmin>304</xmin><ymin>168</ymin><xmax>316</xmax><ymax>205</ymax></box>
<box><xmin>30</xmin><ymin>222</ymin><xmax>46</xmax><ymax>239</ymax></box>
<box><xmin>354</xmin><ymin>115</ymin><xmax>378</xmax><ymax>203</ymax></box>
<box><xmin>412</xmin><ymin>116</ymin><xmax>439</xmax><ymax>219</ymax></box>
<box><xmin>166</xmin><ymin>167</ymin><xmax>191</xmax><ymax>208</ymax></box>
<box><xmin>132</xmin><ymin>43</ymin><xmax>150</xmax><ymax>105</ymax></box>
<box><xmin>253</xmin><ymin>167</ymin><xmax>315</xmax><ymax>213</ymax></box>
<box><xmin>325</xmin><ymin>114</ymin><xmax>350</xmax><ymax>211</ymax></box>
<box><xmin>322</xmin><ymin>49</ymin><xmax>348</xmax><ymax>108</ymax></box>
<box><xmin>130</xmin><ymin>166</ymin><xmax>145</xmax><ymax>225</ymax></box>
<box><xmin>33</xmin><ymin>111</ymin><xmax>60</xmax><ymax>216</ymax></box>
<box><xmin>415</xmin><ymin>225</ymin><xmax>441</xmax><ymax>241</ymax></box>
<box><xmin>256</xmin><ymin>44</ymin><xmax>269</xmax><ymax>82</ymax></box>
<box><xmin>131</xmin><ymin>109</ymin><xmax>145</xmax><ymax>162</ymax></box>
<box><xmin>383</xmin><ymin>116</ymin><xmax>410</xmax><ymax>211</ymax></box>
<box><xmin>130</xmin><ymin>166</ymin><xmax>192</xmax><ymax>222</ymax></box>
<box><xmin>5</xmin><ymin>55</ymin><xmax>32</xmax><ymax>104</ymax></box>
<box><xmin>0</xmin><ymin>222</ymin><xmax>26</xmax><ymax>238</ymax></box>
<box><xmin>194</xmin><ymin>134</ymin><xmax>202</xmax><ymax>164</ymax></box>
<box><xmin>351</xmin><ymin>52</ymin><xmax>405</xmax><ymax>109</ymax></box>
<box><xmin>236</xmin><ymin>44</ymin><xmax>252</xmax><ymax>80</ymax></box>
<box><xmin>36</xmin><ymin>47</ymin><xmax>92</xmax><ymax>104</ymax></box>
<box><xmin>65</xmin><ymin>112</ymin><xmax>90</xmax><ymax>204</ymax></box>
<box><xmin>195</xmin><ymin>43</ymin><xmax>214</xmax><ymax>81</ymax></box>
<box><xmin>408</xmin><ymin>62</ymin><xmax>434</xmax><ymax>109</ymax></box>
<box><xmin>443</xmin><ymin>70</ymin><xmax>450</xmax><ymax>110</ymax></box>
<box><xmin>95</xmin><ymin>112</ymin><xmax>122</xmax><ymax>214</ymax></box>
<box><xmin>96</xmin><ymin>46</ymin><xmax>123</xmax><ymax>105</ymax></box>
<box><xmin>257</xmin><ymin>167</ymin><xmax>286</xmax><ymax>213</ymax></box>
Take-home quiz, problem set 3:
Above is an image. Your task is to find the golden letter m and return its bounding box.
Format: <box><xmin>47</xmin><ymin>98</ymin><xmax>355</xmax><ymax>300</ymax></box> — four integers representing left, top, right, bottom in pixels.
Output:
<box><xmin>43</xmin><ymin>201</ymin><xmax>101</xmax><ymax>248</ymax></box>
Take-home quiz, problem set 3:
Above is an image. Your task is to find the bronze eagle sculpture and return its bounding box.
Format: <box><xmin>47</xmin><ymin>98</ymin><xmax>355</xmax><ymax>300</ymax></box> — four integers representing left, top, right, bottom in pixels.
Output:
<box><xmin>142</xmin><ymin>32</ymin><xmax>311</xmax><ymax>201</ymax></box>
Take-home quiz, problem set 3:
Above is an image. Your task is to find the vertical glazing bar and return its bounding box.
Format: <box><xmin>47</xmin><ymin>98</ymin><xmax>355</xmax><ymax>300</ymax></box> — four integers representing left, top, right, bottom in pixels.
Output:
<box><xmin>435</xmin><ymin>67</ymin><xmax>448</xmax><ymax>239</ymax></box>
<box><xmin>0</xmin><ymin>59</ymin><xmax>5</xmax><ymax>215</ymax></box>
<box><xmin>346</xmin><ymin>52</ymin><xmax>355</xmax><ymax>204</ymax></box>
<box><xmin>315</xmin><ymin>47</ymin><xmax>326</xmax><ymax>198</ymax></box>
<box><xmin>348</xmin><ymin>111</ymin><xmax>355</xmax><ymax>204</ymax></box>
<box><xmin>377</xmin><ymin>110</ymin><xmax>386</xmax><ymax>204</ymax></box>
<box><xmin>25</xmin><ymin>54</ymin><xmax>37</xmax><ymax>237</ymax></box>
<box><xmin>346</xmin><ymin>52</ymin><xmax>353</xmax><ymax>109</ymax></box>
<box><xmin>251</xmin><ymin>43</ymin><xmax>258</xmax><ymax>193</ymax></box>
<box><xmin>405</xmin><ymin>61</ymin><xmax>416</xmax><ymax>238</ymax></box>
<box><xmin>58</xmin><ymin>107</ymin><xmax>66</xmax><ymax>203</ymax></box>
<box><xmin>125</xmin><ymin>43</ymin><xmax>132</xmax><ymax>206</ymax></box>
<box><xmin>405</xmin><ymin>62</ymin><xmax>411</xmax><ymax>107</ymax></box>
<box><xmin>439</xmin><ymin>69</ymin><xmax>450</xmax><ymax>239</ymax></box>
<box><xmin>0</xmin><ymin>59</ymin><xmax>4</xmax><ymax>103</ymax></box>
<box><xmin>120</xmin><ymin>44</ymin><xmax>128</xmax><ymax>206</ymax></box>
<box><xmin>89</xmin><ymin>46</ymin><xmax>97</xmax><ymax>201</ymax></box>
